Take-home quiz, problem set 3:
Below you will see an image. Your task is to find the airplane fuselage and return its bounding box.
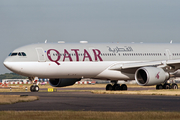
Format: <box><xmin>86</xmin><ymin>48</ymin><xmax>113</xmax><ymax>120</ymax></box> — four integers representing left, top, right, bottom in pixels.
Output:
<box><xmin>4</xmin><ymin>43</ymin><xmax>180</xmax><ymax>81</ymax></box>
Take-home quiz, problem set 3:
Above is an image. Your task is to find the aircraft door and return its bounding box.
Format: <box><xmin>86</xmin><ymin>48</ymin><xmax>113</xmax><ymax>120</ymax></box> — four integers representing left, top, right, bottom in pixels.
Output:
<box><xmin>166</xmin><ymin>49</ymin><xmax>172</xmax><ymax>60</ymax></box>
<box><xmin>36</xmin><ymin>48</ymin><xmax>46</xmax><ymax>62</ymax></box>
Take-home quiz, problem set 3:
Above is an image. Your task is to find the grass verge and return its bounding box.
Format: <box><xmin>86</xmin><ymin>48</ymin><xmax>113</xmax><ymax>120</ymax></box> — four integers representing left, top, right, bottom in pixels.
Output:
<box><xmin>92</xmin><ymin>89</ymin><xmax>180</xmax><ymax>96</ymax></box>
<box><xmin>0</xmin><ymin>111</ymin><xmax>180</xmax><ymax>120</ymax></box>
<box><xmin>0</xmin><ymin>95</ymin><xmax>39</xmax><ymax>105</ymax></box>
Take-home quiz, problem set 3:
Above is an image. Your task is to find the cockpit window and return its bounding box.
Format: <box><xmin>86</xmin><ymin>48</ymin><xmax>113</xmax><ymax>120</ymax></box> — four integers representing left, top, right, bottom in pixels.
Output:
<box><xmin>11</xmin><ymin>53</ymin><xmax>18</xmax><ymax>56</ymax></box>
<box><xmin>18</xmin><ymin>52</ymin><xmax>22</xmax><ymax>56</ymax></box>
<box><xmin>21</xmin><ymin>52</ymin><xmax>26</xmax><ymax>56</ymax></box>
<box><xmin>10</xmin><ymin>52</ymin><xmax>27</xmax><ymax>56</ymax></box>
<box><xmin>8</xmin><ymin>53</ymin><xmax>12</xmax><ymax>56</ymax></box>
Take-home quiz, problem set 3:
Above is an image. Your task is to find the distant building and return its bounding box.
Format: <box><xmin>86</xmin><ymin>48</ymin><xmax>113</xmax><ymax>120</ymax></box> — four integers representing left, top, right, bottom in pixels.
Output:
<box><xmin>1</xmin><ymin>78</ymin><xmax>49</xmax><ymax>84</ymax></box>
<box><xmin>2</xmin><ymin>79</ymin><xmax>29</xmax><ymax>84</ymax></box>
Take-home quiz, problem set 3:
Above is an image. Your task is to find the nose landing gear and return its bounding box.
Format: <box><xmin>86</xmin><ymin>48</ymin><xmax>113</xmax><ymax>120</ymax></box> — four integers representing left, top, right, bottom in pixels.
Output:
<box><xmin>30</xmin><ymin>84</ymin><xmax>39</xmax><ymax>92</ymax></box>
<box><xmin>29</xmin><ymin>77</ymin><xmax>40</xmax><ymax>92</ymax></box>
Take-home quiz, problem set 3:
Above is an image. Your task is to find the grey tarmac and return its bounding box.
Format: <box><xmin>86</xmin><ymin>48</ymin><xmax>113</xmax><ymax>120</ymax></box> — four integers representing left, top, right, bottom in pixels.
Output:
<box><xmin>0</xmin><ymin>90</ymin><xmax>180</xmax><ymax>111</ymax></box>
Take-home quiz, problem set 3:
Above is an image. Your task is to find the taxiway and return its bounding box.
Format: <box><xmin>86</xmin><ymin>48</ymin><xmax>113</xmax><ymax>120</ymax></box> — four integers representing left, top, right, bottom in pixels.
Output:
<box><xmin>0</xmin><ymin>89</ymin><xmax>180</xmax><ymax>111</ymax></box>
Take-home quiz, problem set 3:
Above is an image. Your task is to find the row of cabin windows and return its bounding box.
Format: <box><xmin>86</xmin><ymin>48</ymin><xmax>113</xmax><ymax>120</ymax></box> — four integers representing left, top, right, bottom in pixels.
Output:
<box><xmin>53</xmin><ymin>53</ymin><xmax>85</xmax><ymax>56</ymax></box>
<box><xmin>52</xmin><ymin>53</ymin><xmax>116</xmax><ymax>56</ymax></box>
<box><xmin>123</xmin><ymin>53</ymin><xmax>162</xmax><ymax>56</ymax></box>
<box><xmin>101</xmin><ymin>53</ymin><xmax>180</xmax><ymax>56</ymax></box>
<box><xmin>119</xmin><ymin>53</ymin><xmax>180</xmax><ymax>56</ymax></box>
<box><xmin>52</xmin><ymin>53</ymin><xmax>180</xmax><ymax>57</ymax></box>
<box><xmin>52</xmin><ymin>53</ymin><xmax>162</xmax><ymax>57</ymax></box>
<box><xmin>173</xmin><ymin>53</ymin><xmax>180</xmax><ymax>56</ymax></box>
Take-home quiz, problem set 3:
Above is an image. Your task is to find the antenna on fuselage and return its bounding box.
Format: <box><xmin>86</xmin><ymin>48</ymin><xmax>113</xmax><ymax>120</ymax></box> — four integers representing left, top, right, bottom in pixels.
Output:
<box><xmin>170</xmin><ymin>40</ymin><xmax>173</xmax><ymax>44</ymax></box>
<box><xmin>45</xmin><ymin>40</ymin><xmax>47</xmax><ymax>43</ymax></box>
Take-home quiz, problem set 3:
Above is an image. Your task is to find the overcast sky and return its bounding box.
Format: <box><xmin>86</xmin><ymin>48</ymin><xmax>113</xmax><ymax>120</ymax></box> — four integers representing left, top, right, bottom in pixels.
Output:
<box><xmin>0</xmin><ymin>0</ymin><xmax>180</xmax><ymax>74</ymax></box>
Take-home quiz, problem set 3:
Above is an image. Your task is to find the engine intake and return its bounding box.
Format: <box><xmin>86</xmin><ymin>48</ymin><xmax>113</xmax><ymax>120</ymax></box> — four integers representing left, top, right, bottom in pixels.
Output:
<box><xmin>135</xmin><ymin>67</ymin><xmax>169</xmax><ymax>86</ymax></box>
<box><xmin>49</xmin><ymin>78</ymin><xmax>81</xmax><ymax>87</ymax></box>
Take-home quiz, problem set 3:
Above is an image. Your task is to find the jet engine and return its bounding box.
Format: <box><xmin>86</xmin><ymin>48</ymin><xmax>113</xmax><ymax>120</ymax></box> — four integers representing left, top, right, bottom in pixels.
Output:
<box><xmin>49</xmin><ymin>78</ymin><xmax>81</xmax><ymax>87</ymax></box>
<box><xmin>135</xmin><ymin>67</ymin><xmax>170</xmax><ymax>86</ymax></box>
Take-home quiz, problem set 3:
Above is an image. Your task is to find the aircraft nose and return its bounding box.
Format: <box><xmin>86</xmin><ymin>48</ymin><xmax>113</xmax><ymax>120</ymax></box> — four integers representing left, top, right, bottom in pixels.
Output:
<box><xmin>3</xmin><ymin>58</ymin><xmax>21</xmax><ymax>74</ymax></box>
<box><xmin>3</xmin><ymin>59</ymin><xmax>11</xmax><ymax>70</ymax></box>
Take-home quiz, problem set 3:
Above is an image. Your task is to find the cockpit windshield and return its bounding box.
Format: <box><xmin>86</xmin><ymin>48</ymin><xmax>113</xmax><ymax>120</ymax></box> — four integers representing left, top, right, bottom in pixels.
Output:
<box><xmin>9</xmin><ymin>52</ymin><xmax>27</xmax><ymax>56</ymax></box>
<box><xmin>11</xmin><ymin>53</ymin><xmax>18</xmax><ymax>56</ymax></box>
<box><xmin>8</xmin><ymin>53</ymin><xmax>12</xmax><ymax>56</ymax></box>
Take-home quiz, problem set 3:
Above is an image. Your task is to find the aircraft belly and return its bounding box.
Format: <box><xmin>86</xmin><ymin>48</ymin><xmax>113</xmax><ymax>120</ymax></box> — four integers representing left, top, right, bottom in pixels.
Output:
<box><xmin>16</xmin><ymin>62</ymin><xmax>115</xmax><ymax>78</ymax></box>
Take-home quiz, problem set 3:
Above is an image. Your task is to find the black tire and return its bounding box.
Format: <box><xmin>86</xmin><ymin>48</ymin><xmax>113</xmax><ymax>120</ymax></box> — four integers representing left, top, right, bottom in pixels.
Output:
<box><xmin>163</xmin><ymin>83</ymin><xmax>170</xmax><ymax>89</ymax></box>
<box><xmin>30</xmin><ymin>85</ymin><xmax>39</xmax><ymax>92</ymax></box>
<box><xmin>30</xmin><ymin>85</ymin><xmax>35</xmax><ymax>92</ymax></box>
<box><xmin>113</xmin><ymin>84</ymin><xmax>121</xmax><ymax>91</ymax></box>
<box><xmin>171</xmin><ymin>83</ymin><xmax>178</xmax><ymax>89</ymax></box>
<box><xmin>35</xmin><ymin>85</ymin><xmax>39</xmax><ymax>92</ymax></box>
<box><xmin>106</xmin><ymin>84</ymin><xmax>113</xmax><ymax>91</ymax></box>
<box><xmin>120</xmin><ymin>84</ymin><xmax>127</xmax><ymax>91</ymax></box>
<box><xmin>156</xmin><ymin>85</ymin><xmax>159</xmax><ymax>90</ymax></box>
<box><xmin>156</xmin><ymin>84</ymin><xmax>163</xmax><ymax>90</ymax></box>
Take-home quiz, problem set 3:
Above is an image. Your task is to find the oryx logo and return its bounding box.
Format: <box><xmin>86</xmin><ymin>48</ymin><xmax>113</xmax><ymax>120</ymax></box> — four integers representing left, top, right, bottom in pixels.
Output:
<box><xmin>156</xmin><ymin>72</ymin><xmax>160</xmax><ymax>79</ymax></box>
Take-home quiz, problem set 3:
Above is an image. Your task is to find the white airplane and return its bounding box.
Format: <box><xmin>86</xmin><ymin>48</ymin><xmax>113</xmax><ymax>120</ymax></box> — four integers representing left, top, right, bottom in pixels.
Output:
<box><xmin>3</xmin><ymin>41</ymin><xmax>180</xmax><ymax>92</ymax></box>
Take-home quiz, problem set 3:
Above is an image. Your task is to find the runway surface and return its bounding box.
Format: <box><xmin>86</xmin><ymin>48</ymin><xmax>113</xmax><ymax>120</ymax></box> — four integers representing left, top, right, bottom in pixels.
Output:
<box><xmin>1</xmin><ymin>90</ymin><xmax>180</xmax><ymax>111</ymax></box>
<box><xmin>40</xmin><ymin>87</ymin><xmax>155</xmax><ymax>91</ymax></box>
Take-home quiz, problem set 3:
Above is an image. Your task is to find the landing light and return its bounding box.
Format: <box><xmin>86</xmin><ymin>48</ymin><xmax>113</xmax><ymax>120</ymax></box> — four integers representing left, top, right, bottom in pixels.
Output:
<box><xmin>58</xmin><ymin>41</ymin><xmax>65</xmax><ymax>43</ymax></box>
<box><xmin>80</xmin><ymin>41</ymin><xmax>88</xmax><ymax>43</ymax></box>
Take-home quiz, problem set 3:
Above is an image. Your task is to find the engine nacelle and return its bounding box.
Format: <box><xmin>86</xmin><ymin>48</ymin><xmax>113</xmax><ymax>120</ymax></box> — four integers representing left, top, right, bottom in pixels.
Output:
<box><xmin>49</xmin><ymin>78</ymin><xmax>81</xmax><ymax>87</ymax></box>
<box><xmin>135</xmin><ymin>67</ymin><xmax>169</xmax><ymax>86</ymax></box>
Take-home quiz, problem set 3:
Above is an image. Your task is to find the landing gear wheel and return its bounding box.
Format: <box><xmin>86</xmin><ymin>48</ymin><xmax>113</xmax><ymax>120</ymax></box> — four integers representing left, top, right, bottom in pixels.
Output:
<box><xmin>113</xmin><ymin>84</ymin><xmax>121</xmax><ymax>91</ymax></box>
<box><xmin>163</xmin><ymin>83</ymin><xmax>170</xmax><ymax>89</ymax></box>
<box><xmin>171</xmin><ymin>83</ymin><xmax>178</xmax><ymax>89</ymax></box>
<box><xmin>156</xmin><ymin>84</ymin><xmax>163</xmax><ymax>90</ymax></box>
<box><xmin>30</xmin><ymin>85</ymin><xmax>39</xmax><ymax>92</ymax></box>
<box><xmin>106</xmin><ymin>84</ymin><xmax>113</xmax><ymax>91</ymax></box>
<box><xmin>120</xmin><ymin>84</ymin><xmax>127</xmax><ymax>90</ymax></box>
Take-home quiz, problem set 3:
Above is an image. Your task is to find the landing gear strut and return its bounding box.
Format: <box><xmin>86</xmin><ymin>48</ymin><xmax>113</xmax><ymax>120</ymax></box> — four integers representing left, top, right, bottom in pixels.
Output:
<box><xmin>29</xmin><ymin>77</ymin><xmax>40</xmax><ymax>92</ymax></box>
<box><xmin>106</xmin><ymin>81</ymin><xmax>128</xmax><ymax>91</ymax></box>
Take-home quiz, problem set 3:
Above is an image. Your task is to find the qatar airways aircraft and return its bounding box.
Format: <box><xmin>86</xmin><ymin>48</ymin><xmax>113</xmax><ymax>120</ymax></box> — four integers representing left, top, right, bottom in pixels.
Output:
<box><xmin>3</xmin><ymin>41</ymin><xmax>180</xmax><ymax>92</ymax></box>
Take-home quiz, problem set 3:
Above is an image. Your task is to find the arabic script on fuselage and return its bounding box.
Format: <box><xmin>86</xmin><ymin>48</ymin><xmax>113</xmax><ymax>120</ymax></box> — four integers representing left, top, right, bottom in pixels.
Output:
<box><xmin>107</xmin><ymin>46</ymin><xmax>133</xmax><ymax>53</ymax></box>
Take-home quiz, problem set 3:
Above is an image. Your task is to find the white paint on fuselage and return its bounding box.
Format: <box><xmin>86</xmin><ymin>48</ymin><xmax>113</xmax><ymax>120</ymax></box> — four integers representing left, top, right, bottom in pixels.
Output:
<box><xmin>3</xmin><ymin>43</ymin><xmax>180</xmax><ymax>80</ymax></box>
<box><xmin>3</xmin><ymin>61</ymin><xmax>135</xmax><ymax>80</ymax></box>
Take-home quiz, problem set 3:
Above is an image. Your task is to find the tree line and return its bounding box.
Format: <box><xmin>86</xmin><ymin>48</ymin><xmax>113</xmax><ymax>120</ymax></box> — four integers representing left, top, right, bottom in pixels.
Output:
<box><xmin>0</xmin><ymin>73</ymin><xmax>27</xmax><ymax>79</ymax></box>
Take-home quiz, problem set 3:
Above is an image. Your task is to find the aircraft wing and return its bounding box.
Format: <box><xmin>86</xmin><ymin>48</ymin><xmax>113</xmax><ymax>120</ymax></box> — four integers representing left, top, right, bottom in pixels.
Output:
<box><xmin>109</xmin><ymin>59</ymin><xmax>180</xmax><ymax>73</ymax></box>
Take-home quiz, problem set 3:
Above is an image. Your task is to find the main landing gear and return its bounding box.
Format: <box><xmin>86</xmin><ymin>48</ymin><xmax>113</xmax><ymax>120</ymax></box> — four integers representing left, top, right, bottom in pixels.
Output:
<box><xmin>106</xmin><ymin>81</ymin><xmax>128</xmax><ymax>91</ymax></box>
<box><xmin>156</xmin><ymin>83</ymin><xmax>178</xmax><ymax>90</ymax></box>
<box><xmin>29</xmin><ymin>77</ymin><xmax>40</xmax><ymax>92</ymax></box>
